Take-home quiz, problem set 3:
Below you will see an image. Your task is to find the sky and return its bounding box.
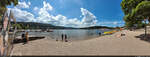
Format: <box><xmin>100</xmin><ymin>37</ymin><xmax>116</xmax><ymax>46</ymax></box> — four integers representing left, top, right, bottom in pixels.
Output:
<box><xmin>7</xmin><ymin>0</ymin><xmax>125</xmax><ymax>28</ymax></box>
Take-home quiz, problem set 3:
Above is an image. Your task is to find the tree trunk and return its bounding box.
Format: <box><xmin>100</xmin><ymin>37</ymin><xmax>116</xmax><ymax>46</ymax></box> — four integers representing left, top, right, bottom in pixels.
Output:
<box><xmin>145</xmin><ymin>20</ymin><xmax>147</xmax><ymax>38</ymax></box>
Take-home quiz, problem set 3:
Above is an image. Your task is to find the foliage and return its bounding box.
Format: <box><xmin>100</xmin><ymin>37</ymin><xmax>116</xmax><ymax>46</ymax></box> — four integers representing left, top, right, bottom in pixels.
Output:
<box><xmin>12</xmin><ymin>24</ymin><xmax>21</xmax><ymax>29</ymax></box>
<box><xmin>79</xmin><ymin>26</ymin><xmax>115</xmax><ymax>29</ymax></box>
<box><xmin>121</xmin><ymin>0</ymin><xmax>144</xmax><ymax>15</ymax></box>
<box><xmin>121</xmin><ymin>0</ymin><xmax>150</xmax><ymax>28</ymax></box>
<box><xmin>0</xmin><ymin>0</ymin><xmax>18</xmax><ymax>19</ymax></box>
<box><xmin>133</xmin><ymin>1</ymin><xmax>150</xmax><ymax>18</ymax></box>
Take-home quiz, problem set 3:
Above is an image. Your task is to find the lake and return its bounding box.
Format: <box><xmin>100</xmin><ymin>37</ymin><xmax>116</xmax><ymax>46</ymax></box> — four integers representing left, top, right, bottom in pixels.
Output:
<box><xmin>17</xmin><ymin>29</ymin><xmax>112</xmax><ymax>41</ymax></box>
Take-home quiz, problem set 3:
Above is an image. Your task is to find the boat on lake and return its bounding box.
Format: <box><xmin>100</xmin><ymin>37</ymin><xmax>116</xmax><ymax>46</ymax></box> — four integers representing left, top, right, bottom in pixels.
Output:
<box><xmin>47</xmin><ymin>29</ymin><xmax>53</xmax><ymax>32</ymax></box>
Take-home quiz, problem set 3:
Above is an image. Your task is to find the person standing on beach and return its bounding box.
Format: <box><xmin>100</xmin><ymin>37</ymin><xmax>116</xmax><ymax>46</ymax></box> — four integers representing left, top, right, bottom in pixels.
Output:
<box><xmin>56</xmin><ymin>38</ymin><xmax>58</xmax><ymax>41</ymax></box>
<box><xmin>120</xmin><ymin>28</ymin><xmax>125</xmax><ymax>36</ymax></box>
<box><xmin>22</xmin><ymin>33</ymin><xmax>26</xmax><ymax>45</ymax></box>
<box><xmin>65</xmin><ymin>34</ymin><xmax>68</xmax><ymax>42</ymax></box>
<box><xmin>22</xmin><ymin>31</ymin><xmax>29</xmax><ymax>45</ymax></box>
<box><xmin>25</xmin><ymin>32</ymin><xmax>29</xmax><ymax>43</ymax></box>
<box><xmin>99</xmin><ymin>32</ymin><xmax>101</xmax><ymax>36</ymax></box>
<box><xmin>61</xmin><ymin>34</ymin><xmax>64</xmax><ymax>41</ymax></box>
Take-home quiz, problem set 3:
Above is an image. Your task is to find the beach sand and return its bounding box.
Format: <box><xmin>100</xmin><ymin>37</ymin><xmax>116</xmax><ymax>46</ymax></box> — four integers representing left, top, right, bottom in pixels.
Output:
<box><xmin>11</xmin><ymin>29</ymin><xmax>150</xmax><ymax>56</ymax></box>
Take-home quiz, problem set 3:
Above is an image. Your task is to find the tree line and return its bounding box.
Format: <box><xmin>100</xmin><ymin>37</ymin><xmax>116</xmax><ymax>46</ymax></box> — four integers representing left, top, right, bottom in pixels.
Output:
<box><xmin>121</xmin><ymin>0</ymin><xmax>150</xmax><ymax>29</ymax></box>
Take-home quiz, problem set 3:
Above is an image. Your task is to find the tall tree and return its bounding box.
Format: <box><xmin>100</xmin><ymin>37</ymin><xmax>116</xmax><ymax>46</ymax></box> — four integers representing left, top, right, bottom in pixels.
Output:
<box><xmin>121</xmin><ymin>0</ymin><xmax>150</xmax><ymax>28</ymax></box>
<box><xmin>121</xmin><ymin>0</ymin><xmax>144</xmax><ymax>15</ymax></box>
<box><xmin>130</xmin><ymin>1</ymin><xmax>150</xmax><ymax>37</ymax></box>
<box><xmin>133</xmin><ymin>1</ymin><xmax>150</xmax><ymax>19</ymax></box>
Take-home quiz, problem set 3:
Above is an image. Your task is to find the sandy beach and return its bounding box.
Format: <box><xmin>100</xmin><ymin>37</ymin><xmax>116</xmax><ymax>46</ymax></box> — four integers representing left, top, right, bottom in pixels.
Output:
<box><xmin>11</xmin><ymin>29</ymin><xmax>150</xmax><ymax>56</ymax></box>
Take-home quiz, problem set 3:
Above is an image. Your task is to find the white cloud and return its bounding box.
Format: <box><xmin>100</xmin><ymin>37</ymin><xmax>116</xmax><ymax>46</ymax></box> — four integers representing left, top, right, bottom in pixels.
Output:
<box><xmin>7</xmin><ymin>1</ymin><xmax>35</xmax><ymax>22</ymax></box>
<box><xmin>9</xmin><ymin>1</ymin><xmax>99</xmax><ymax>28</ymax></box>
<box><xmin>16</xmin><ymin>1</ymin><xmax>31</xmax><ymax>8</ymax></box>
<box><xmin>34</xmin><ymin>1</ymin><xmax>81</xmax><ymax>27</ymax></box>
<box><xmin>28</xmin><ymin>2</ymin><xmax>31</xmax><ymax>5</ymax></box>
<box><xmin>33</xmin><ymin>7</ymin><xmax>38</xmax><ymax>11</ymax></box>
<box><xmin>8</xmin><ymin>7</ymin><xmax>35</xmax><ymax>22</ymax></box>
<box><xmin>80</xmin><ymin>8</ymin><xmax>98</xmax><ymax>27</ymax></box>
<box><xmin>113</xmin><ymin>21</ymin><xmax>118</xmax><ymax>25</ymax></box>
<box><xmin>35</xmin><ymin>7</ymin><xmax>98</xmax><ymax>27</ymax></box>
<box><xmin>34</xmin><ymin>1</ymin><xmax>54</xmax><ymax>23</ymax></box>
<box><xmin>80</xmin><ymin>15</ymin><xmax>82</xmax><ymax>18</ymax></box>
<box><xmin>43</xmin><ymin>1</ymin><xmax>53</xmax><ymax>11</ymax></box>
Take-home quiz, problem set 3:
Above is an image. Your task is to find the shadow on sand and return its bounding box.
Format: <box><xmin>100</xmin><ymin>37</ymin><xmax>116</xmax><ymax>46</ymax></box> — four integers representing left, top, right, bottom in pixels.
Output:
<box><xmin>13</xmin><ymin>37</ymin><xmax>45</xmax><ymax>44</ymax></box>
<box><xmin>135</xmin><ymin>34</ymin><xmax>150</xmax><ymax>42</ymax></box>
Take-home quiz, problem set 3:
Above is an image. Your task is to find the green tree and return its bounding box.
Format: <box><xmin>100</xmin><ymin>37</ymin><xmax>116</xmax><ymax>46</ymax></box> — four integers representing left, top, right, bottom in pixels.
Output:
<box><xmin>121</xmin><ymin>0</ymin><xmax>150</xmax><ymax>28</ymax></box>
<box><xmin>133</xmin><ymin>1</ymin><xmax>150</xmax><ymax>19</ymax></box>
<box><xmin>121</xmin><ymin>0</ymin><xmax>144</xmax><ymax>15</ymax></box>
<box><xmin>0</xmin><ymin>0</ymin><xmax>18</xmax><ymax>19</ymax></box>
<box><xmin>13</xmin><ymin>24</ymin><xmax>22</xmax><ymax>29</ymax></box>
<box><xmin>130</xmin><ymin>1</ymin><xmax>150</xmax><ymax>37</ymax></box>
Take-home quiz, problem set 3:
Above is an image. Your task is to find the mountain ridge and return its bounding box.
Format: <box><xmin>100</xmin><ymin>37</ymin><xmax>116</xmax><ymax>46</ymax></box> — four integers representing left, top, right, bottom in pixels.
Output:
<box><xmin>13</xmin><ymin>22</ymin><xmax>115</xmax><ymax>29</ymax></box>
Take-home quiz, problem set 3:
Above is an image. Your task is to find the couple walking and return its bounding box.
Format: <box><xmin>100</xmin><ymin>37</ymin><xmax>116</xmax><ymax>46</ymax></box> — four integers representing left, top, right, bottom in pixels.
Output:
<box><xmin>61</xmin><ymin>34</ymin><xmax>68</xmax><ymax>42</ymax></box>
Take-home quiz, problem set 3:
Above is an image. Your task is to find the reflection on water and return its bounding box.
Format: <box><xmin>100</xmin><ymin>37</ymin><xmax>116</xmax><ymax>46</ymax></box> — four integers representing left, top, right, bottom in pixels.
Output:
<box><xmin>17</xmin><ymin>29</ymin><xmax>111</xmax><ymax>41</ymax></box>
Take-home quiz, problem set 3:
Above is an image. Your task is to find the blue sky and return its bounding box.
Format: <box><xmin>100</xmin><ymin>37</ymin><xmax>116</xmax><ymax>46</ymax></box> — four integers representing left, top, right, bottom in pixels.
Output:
<box><xmin>7</xmin><ymin>0</ymin><xmax>125</xmax><ymax>28</ymax></box>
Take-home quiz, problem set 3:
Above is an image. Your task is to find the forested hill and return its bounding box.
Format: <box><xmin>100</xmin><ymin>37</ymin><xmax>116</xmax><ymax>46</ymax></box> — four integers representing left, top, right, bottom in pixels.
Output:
<box><xmin>14</xmin><ymin>22</ymin><xmax>75</xmax><ymax>29</ymax></box>
<box><xmin>79</xmin><ymin>26</ymin><xmax>115</xmax><ymax>29</ymax></box>
<box><xmin>12</xmin><ymin>22</ymin><xmax>115</xmax><ymax>29</ymax></box>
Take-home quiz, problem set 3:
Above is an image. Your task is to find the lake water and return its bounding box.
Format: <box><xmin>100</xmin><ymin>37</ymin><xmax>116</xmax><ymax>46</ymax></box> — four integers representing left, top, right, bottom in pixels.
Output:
<box><xmin>17</xmin><ymin>29</ymin><xmax>111</xmax><ymax>41</ymax></box>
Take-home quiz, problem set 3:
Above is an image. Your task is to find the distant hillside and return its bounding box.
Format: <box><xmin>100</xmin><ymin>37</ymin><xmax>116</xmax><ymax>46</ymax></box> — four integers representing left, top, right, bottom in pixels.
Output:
<box><xmin>79</xmin><ymin>26</ymin><xmax>115</xmax><ymax>29</ymax></box>
<box><xmin>11</xmin><ymin>22</ymin><xmax>114</xmax><ymax>29</ymax></box>
<box><xmin>13</xmin><ymin>22</ymin><xmax>77</xmax><ymax>29</ymax></box>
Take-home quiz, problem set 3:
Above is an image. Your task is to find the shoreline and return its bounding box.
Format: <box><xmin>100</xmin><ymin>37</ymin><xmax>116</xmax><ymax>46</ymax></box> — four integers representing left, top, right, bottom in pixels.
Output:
<box><xmin>15</xmin><ymin>29</ymin><xmax>116</xmax><ymax>43</ymax></box>
<box><xmin>11</xmin><ymin>29</ymin><xmax>150</xmax><ymax>56</ymax></box>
